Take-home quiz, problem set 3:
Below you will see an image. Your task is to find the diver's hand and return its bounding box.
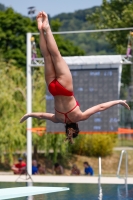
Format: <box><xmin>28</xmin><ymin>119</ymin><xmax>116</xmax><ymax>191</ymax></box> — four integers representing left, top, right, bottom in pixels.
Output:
<box><xmin>119</xmin><ymin>100</ymin><xmax>130</xmax><ymax>110</ymax></box>
<box><xmin>20</xmin><ymin>114</ymin><xmax>30</xmax><ymax>123</ymax></box>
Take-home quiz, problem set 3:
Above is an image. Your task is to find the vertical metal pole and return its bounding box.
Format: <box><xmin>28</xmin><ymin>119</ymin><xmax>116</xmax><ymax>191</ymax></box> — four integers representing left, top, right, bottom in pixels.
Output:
<box><xmin>26</xmin><ymin>33</ymin><xmax>32</xmax><ymax>175</ymax></box>
<box><xmin>98</xmin><ymin>157</ymin><xmax>101</xmax><ymax>186</ymax></box>
<box><xmin>98</xmin><ymin>157</ymin><xmax>102</xmax><ymax>200</ymax></box>
<box><xmin>125</xmin><ymin>151</ymin><xmax>128</xmax><ymax>197</ymax></box>
<box><xmin>99</xmin><ymin>157</ymin><xmax>101</xmax><ymax>176</ymax></box>
<box><xmin>26</xmin><ymin>182</ymin><xmax>33</xmax><ymax>200</ymax></box>
<box><xmin>125</xmin><ymin>151</ymin><xmax>128</xmax><ymax>184</ymax></box>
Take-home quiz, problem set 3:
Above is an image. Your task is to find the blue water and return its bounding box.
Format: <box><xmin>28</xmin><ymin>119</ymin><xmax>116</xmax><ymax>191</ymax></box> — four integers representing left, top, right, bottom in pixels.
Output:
<box><xmin>0</xmin><ymin>182</ymin><xmax>133</xmax><ymax>200</ymax></box>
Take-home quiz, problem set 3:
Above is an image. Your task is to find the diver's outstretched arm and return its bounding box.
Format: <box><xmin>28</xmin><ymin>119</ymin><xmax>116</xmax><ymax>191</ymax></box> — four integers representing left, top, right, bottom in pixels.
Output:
<box><xmin>81</xmin><ymin>100</ymin><xmax>130</xmax><ymax>121</ymax></box>
<box><xmin>20</xmin><ymin>113</ymin><xmax>58</xmax><ymax>123</ymax></box>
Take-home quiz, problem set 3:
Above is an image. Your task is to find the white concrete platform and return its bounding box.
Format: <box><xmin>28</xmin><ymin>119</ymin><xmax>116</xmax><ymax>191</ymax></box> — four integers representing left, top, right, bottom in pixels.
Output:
<box><xmin>0</xmin><ymin>175</ymin><xmax>133</xmax><ymax>184</ymax></box>
<box><xmin>0</xmin><ymin>186</ymin><xmax>69</xmax><ymax>200</ymax></box>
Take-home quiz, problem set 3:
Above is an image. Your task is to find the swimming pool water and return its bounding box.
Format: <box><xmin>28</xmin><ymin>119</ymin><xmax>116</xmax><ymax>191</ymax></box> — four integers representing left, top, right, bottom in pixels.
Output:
<box><xmin>0</xmin><ymin>182</ymin><xmax>133</xmax><ymax>200</ymax></box>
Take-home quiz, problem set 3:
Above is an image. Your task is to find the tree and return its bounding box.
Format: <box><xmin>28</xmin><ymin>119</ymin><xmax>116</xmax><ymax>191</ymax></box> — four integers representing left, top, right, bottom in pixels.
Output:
<box><xmin>53</xmin><ymin>7</ymin><xmax>114</xmax><ymax>55</ymax></box>
<box><xmin>0</xmin><ymin>8</ymin><xmax>38</xmax><ymax>69</ymax></box>
<box><xmin>0</xmin><ymin>58</ymin><xmax>26</xmax><ymax>163</ymax></box>
<box><xmin>88</xmin><ymin>0</ymin><xmax>133</xmax><ymax>86</ymax></box>
<box><xmin>0</xmin><ymin>57</ymin><xmax>67</xmax><ymax>163</ymax></box>
<box><xmin>50</xmin><ymin>19</ymin><xmax>85</xmax><ymax>56</ymax></box>
<box><xmin>70</xmin><ymin>133</ymin><xmax>117</xmax><ymax>157</ymax></box>
<box><xmin>88</xmin><ymin>0</ymin><xmax>133</xmax><ymax>54</ymax></box>
<box><xmin>0</xmin><ymin>8</ymin><xmax>85</xmax><ymax>70</ymax></box>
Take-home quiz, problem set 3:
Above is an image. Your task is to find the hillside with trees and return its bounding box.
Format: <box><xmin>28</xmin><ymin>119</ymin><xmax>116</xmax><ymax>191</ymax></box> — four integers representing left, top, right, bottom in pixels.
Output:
<box><xmin>52</xmin><ymin>6</ymin><xmax>115</xmax><ymax>55</ymax></box>
<box><xmin>0</xmin><ymin>6</ymin><xmax>85</xmax><ymax>69</ymax></box>
<box><xmin>88</xmin><ymin>0</ymin><xmax>132</xmax><ymax>87</ymax></box>
<box><xmin>0</xmin><ymin>3</ymin><xmax>6</xmax><ymax>11</ymax></box>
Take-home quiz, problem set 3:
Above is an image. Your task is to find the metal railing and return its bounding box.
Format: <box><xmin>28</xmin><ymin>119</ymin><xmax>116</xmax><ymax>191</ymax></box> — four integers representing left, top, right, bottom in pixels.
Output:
<box><xmin>117</xmin><ymin>150</ymin><xmax>128</xmax><ymax>185</ymax></box>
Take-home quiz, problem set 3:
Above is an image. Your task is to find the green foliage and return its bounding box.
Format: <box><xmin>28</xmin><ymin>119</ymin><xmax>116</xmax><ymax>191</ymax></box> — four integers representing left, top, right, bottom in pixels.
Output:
<box><xmin>87</xmin><ymin>1</ymin><xmax>133</xmax><ymax>86</ymax></box>
<box><xmin>0</xmin><ymin>57</ymin><xmax>26</xmax><ymax>163</ymax></box>
<box><xmin>0</xmin><ymin>59</ymin><xmax>68</xmax><ymax>163</ymax></box>
<box><xmin>0</xmin><ymin>7</ymin><xmax>85</xmax><ymax>69</ymax></box>
<box><xmin>121</xmin><ymin>65</ymin><xmax>131</xmax><ymax>86</ymax></box>
<box><xmin>55</xmin><ymin>35</ymin><xmax>85</xmax><ymax>56</ymax></box>
<box><xmin>44</xmin><ymin>134</ymin><xmax>68</xmax><ymax>163</ymax></box>
<box><xmin>50</xmin><ymin>18</ymin><xmax>62</xmax><ymax>32</ymax></box>
<box><xmin>70</xmin><ymin>133</ymin><xmax>117</xmax><ymax>157</ymax></box>
<box><xmin>53</xmin><ymin>7</ymin><xmax>115</xmax><ymax>55</ymax></box>
<box><xmin>87</xmin><ymin>0</ymin><xmax>133</xmax><ymax>53</ymax></box>
<box><xmin>31</xmin><ymin>67</ymin><xmax>46</xmax><ymax>155</ymax></box>
<box><xmin>0</xmin><ymin>8</ymin><xmax>38</xmax><ymax>68</ymax></box>
<box><xmin>51</xmin><ymin>19</ymin><xmax>85</xmax><ymax>56</ymax></box>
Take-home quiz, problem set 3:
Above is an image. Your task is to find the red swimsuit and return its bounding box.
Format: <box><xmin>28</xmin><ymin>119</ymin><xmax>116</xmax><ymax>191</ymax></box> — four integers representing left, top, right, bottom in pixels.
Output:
<box><xmin>48</xmin><ymin>79</ymin><xmax>79</xmax><ymax>123</ymax></box>
<box><xmin>48</xmin><ymin>79</ymin><xmax>74</xmax><ymax>96</ymax></box>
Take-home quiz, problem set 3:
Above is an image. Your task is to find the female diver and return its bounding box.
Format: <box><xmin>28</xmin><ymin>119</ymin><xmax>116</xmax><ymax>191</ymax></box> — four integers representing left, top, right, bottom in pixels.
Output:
<box><xmin>20</xmin><ymin>11</ymin><xmax>130</xmax><ymax>143</ymax></box>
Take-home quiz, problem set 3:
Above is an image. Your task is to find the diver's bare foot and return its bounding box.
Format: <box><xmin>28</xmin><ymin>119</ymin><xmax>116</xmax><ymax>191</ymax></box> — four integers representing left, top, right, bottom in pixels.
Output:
<box><xmin>42</xmin><ymin>11</ymin><xmax>50</xmax><ymax>31</ymax></box>
<box><xmin>36</xmin><ymin>12</ymin><xmax>43</xmax><ymax>31</ymax></box>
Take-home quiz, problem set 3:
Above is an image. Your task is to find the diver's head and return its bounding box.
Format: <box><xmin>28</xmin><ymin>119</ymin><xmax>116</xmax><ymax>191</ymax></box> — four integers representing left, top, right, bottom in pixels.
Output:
<box><xmin>65</xmin><ymin>123</ymin><xmax>79</xmax><ymax>144</ymax></box>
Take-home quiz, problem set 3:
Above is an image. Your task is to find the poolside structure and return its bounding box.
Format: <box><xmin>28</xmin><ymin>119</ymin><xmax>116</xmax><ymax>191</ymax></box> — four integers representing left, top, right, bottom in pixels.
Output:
<box><xmin>0</xmin><ymin>186</ymin><xmax>69</xmax><ymax>200</ymax></box>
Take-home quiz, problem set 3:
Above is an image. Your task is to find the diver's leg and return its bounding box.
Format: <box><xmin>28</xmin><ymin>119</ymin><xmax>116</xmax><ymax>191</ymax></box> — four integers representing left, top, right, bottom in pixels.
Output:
<box><xmin>37</xmin><ymin>12</ymin><xmax>56</xmax><ymax>85</ymax></box>
<box><xmin>42</xmin><ymin>11</ymin><xmax>73</xmax><ymax>91</ymax></box>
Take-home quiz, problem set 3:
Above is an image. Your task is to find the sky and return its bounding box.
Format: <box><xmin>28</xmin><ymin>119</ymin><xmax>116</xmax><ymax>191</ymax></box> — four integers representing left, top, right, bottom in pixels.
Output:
<box><xmin>0</xmin><ymin>0</ymin><xmax>102</xmax><ymax>17</ymax></box>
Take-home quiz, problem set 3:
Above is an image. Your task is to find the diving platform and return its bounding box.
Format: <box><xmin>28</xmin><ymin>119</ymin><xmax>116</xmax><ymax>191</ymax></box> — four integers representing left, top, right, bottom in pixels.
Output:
<box><xmin>0</xmin><ymin>186</ymin><xmax>69</xmax><ymax>200</ymax></box>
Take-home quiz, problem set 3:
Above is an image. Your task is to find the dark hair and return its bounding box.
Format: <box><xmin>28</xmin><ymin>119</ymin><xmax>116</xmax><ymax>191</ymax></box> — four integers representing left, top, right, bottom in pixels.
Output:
<box><xmin>65</xmin><ymin>123</ymin><xmax>79</xmax><ymax>137</ymax></box>
<box><xmin>54</xmin><ymin>163</ymin><xmax>60</xmax><ymax>168</ymax></box>
<box><xmin>83</xmin><ymin>162</ymin><xmax>89</xmax><ymax>166</ymax></box>
<box><xmin>37</xmin><ymin>163</ymin><xmax>41</xmax><ymax>168</ymax></box>
<box><xmin>18</xmin><ymin>158</ymin><xmax>23</xmax><ymax>161</ymax></box>
<box><xmin>65</xmin><ymin>123</ymin><xmax>79</xmax><ymax>143</ymax></box>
